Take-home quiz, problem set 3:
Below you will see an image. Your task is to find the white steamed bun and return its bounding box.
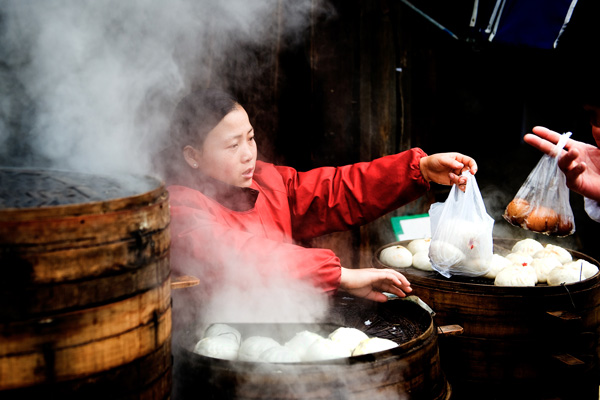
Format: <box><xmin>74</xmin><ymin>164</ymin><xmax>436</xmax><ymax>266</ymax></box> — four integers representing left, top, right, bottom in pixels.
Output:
<box><xmin>429</xmin><ymin>240</ymin><xmax>465</xmax><ymax>270</ymax></box>
<box><xmin>533</xmin><ymin>244</ymin><xmax>572</xmax><ymax>264</ymax></box>
<box><xmin>494</xmin><ymin>265</ymin><xmax>537</xmax><ymax>287</ymax></box>
<box><xmin>505</xmin><ymin>252</ymin><xmax>533</xmax><ymax>266</ymax></box>
<box><xmin>303</xmin><ymin>337</ymin><xmax>352</xmax><ymax>361</ymax></box>
<box><xmin>379</xmin><ymin>245</ymin><xmax>413</xmax><ymax>268</ymax></box>
<box><xmin>547</xmin><ymin>266</ymin><xmax>583</xmax><ymax>286</ymax></box>
<box><xmin>284</xmin><ymin>330</ymin><xmax>323</xmax><ymax>359</ymax></box>
<box><xmin>511</xmin><ymin>238</ymin><xmax>544</xmax><ymax>256</ymax></box>
<box><xmin>259</xmin><ymin>345</ymin><xmax>301</xmax><ymax>363</ymax></box>
<box><xmin>412</xmin><ymin>251</ymin><xmax>433</xmax><ymax>271</ymax></box>
<box><xmin>352</xmin><ymin>337</ymin><xmax>398</xmax><ymax>356</ymax></box>
<box><xmin>328</xmin><ymin>327</ymin><xmax>369</xmax><ymax>353</ymax></box>
<box><xmin>407</xmin><ymin>238</ymin><xmax>432</xmax><ymax>255</ymax></box>
<box><xmin>562</xmin><ymin>260</ymin><xmax>599</xmax><ymax>280</ymax></box>
<box><xmin>531</xmin><ymin>257</ymin><xmax>562</xmax><ymax>283</ymax></box>
<box><xmin>194</xmin><ymin>335</ymin><xmax>240</xmax><ymax>360</ymax></box>
<box><xmin>238</xmin><ymin>336</ymin><xmax>280</xmax><ymax>362</ymax></box>
<box><xmin>484</xmin><ymin>254</ymin><xmax>512</xmax><ymax>279</ymax></box>
<box><xmin>203</xmin><ymin>323</ymin><xmax>242</xmax><ymax>345</ymax></box>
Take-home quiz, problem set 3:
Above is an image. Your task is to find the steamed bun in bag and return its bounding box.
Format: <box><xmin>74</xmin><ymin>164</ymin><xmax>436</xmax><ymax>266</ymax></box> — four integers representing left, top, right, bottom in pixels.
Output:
<box><xmin>428</xmin><ymin>171</ymin><xmax>494</xmax><ymax>278</ymax></box>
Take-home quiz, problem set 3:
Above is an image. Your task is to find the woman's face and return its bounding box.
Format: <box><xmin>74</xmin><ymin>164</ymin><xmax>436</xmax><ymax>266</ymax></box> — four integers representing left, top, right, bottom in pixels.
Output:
<box><xmin>189</xmin><ymin>105</ymin><xmax>257</xmax><ymax>188</ymax></box>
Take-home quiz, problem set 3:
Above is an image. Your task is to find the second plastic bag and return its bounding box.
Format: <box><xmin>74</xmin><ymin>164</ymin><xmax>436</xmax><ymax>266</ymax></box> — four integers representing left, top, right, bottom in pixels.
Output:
<box><xmin>428</xmin><ymin>171</ymin><xmax>494</xmax><ymax>278</ymax></box>
<box><xmin>503</xmin><ymin>131</ymin><xmax>575</xmax><ymax>236</ymax></box>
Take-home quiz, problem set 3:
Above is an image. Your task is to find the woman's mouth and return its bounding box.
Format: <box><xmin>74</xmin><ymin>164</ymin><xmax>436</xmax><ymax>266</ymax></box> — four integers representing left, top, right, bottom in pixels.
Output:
<box><xmin>242</xmin><ymin>168</ymin><xmax>254</xmax><ymax>179</ymax></box>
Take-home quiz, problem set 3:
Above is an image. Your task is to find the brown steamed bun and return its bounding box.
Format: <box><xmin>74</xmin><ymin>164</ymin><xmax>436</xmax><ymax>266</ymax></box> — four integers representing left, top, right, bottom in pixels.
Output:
<box><xmin>525</xmin><ymin>206</ymin><xmax>558</xmax><ymax>232</ymax></box>
<box><xmin>504</xmin><ymin>198</ymin><xmax>530</xmax><ymax>225</ymax></box>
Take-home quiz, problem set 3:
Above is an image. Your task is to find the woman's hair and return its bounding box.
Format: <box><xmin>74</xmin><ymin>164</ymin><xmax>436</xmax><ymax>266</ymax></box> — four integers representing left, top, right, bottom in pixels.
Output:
<box><xmin>155</xmin><ymin>88</ymin><xmax>239</xmax><ymax>184</ymax></box>
<box><xmin>170</xmin><ymin>88</ymin><xmax>240</xmax><ymax>150</ymax></box>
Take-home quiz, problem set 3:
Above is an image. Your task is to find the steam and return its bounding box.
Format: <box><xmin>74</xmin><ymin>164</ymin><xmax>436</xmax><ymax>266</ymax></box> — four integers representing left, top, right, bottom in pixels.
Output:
<box><xmin>0</xmin><ymin>0</ymin><xmax>327</xmax><ymax>174</ymax></box>
<box><xmin>1</xmin><ymin>0</ymin><xmax>336</xmax><ymax>352</ymax></box>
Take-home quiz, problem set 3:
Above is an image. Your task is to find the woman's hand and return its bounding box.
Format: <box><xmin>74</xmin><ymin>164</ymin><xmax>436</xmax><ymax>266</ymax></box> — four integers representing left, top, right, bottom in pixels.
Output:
<box><xmin>419</xmin><ymin>152</ymin><xmax>478</xmax><ymax>191</ymax></box>
<box><xmin>524</xmin><ymin>126</ymin><xmax>600</xmax><ymax>202</ymax></box>
<box><xmin>339</xmin><ymin>267</ymin><xmax>412</xmax><ymax>302</ymax></box>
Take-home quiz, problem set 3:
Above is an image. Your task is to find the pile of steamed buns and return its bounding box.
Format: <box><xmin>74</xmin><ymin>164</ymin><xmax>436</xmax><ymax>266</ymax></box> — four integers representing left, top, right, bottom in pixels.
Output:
<box><xmin>379</xmin><ymin>238</ymin><xmax>598</xmax><ymax>287</ymax></box>
<box><xmin>193</xmin><ymin>324</ymin><xmax>398</xmax><ymax>362</ymax></box>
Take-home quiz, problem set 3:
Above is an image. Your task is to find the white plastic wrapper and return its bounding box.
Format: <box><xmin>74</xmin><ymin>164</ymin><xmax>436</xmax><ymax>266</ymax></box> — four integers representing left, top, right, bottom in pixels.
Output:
<box><xmin>428</xmin><ymin>171</ymin><xmax>494</xmax><ymax>278</ymax></box>
<box><xmin>503</xmin><ymin>132</ymin><xmax>575</xmax><ymax>236</ymax></box>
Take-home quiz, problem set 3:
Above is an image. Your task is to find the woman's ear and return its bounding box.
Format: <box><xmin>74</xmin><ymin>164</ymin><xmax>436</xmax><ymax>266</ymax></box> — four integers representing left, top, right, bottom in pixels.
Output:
<box><xmin>183</xmin><ymin>145</ymin><xmax>199</xmax><ymax>168</ymax></box>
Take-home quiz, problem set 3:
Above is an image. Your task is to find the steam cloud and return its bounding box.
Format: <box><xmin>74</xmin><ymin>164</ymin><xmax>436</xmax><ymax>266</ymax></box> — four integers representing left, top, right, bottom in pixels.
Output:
<box><xmin>0</xmin><ymin>0</ymin><xmax>336</xmax><ymax>340</ymax></box>
<box><xmin>0</xmin><ymin>0</ymin><xmax>328</xmax><ymax>175</ymax></box>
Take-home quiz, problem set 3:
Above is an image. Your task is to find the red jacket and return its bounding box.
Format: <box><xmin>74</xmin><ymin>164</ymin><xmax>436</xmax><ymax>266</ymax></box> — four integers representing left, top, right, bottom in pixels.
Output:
<box><xmin>168</xmin><ymin>148</ymin><xmax>429</xmax><ymax>295</ymax></box>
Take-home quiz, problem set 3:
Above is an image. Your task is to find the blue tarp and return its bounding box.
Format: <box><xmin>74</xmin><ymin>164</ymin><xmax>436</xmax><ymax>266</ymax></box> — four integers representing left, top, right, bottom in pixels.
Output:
<box><xmin>486</xmin><ymin>0</ymin><xmax>578</xmax><ymax>48</ymax></box>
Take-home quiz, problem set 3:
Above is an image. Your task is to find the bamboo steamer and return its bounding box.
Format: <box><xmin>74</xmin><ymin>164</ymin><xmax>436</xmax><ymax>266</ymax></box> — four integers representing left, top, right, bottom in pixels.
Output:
<box><xmin>0</xmin><ymin>167</ymin><xmax>172</xmax><ymax>399</ymax></box>
<box><xmin>173</xmin><ymin>296</ymin><xmax>451</xmax><ymax>400</ymax></box>
<box><xmin>373</xmin><ymin>238</ymin><xmax>600</xmax><ymax>400</ymax></box>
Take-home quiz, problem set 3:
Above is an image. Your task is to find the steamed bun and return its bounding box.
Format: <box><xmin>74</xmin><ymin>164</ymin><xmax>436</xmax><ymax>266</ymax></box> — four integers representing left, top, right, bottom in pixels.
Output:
<box><xmin>494</xmin><ymin>265</ymin><xmax>537</xmax><ymax>287</ymax></box>
<box><xmin>505</xmin><ymin>252</ymin><xmax>533</xmax><ymax>266</ymax></box>
<box><xmin>303</xmin><ymin>337</ymin><xmax>352</xmax><ymax>361</ymax></box>
<box><xmin>530</xmin><ymin>257</ymin><xmax>562</xmax><ymax>283</ymax></box>
<box><xmin>238</xmin><ymin>336</ymin><xmax>280</xmax><ymax>362</ymax></box>
<box><xmin>547</xmin><ymin>266</ymin><xmax>583</xmax><ymax>286</ymax></box>
<box><xmin>511</xmin><ymin>238</ymin><xmax>544</xmax><ymax>256</ymax></box>
<box><xmin>412</xmin><ymin>251</ymin><xmax>433</xmax><ymax>271</ymax></box>
<box><xmin>328</xmin><ymin>327</ymin><xmax>369</xmax><ymax>353</ymax></box>
<box><xmin>203</xmin><ymin>323</ymin><xmax>242</xmax><ymax>345</ymax></box>
<box><xmin>533</xmin><ymin>244</ymin><xmax>572</xmax><ymax>264</ymax></box>
<box><xmin>259</xmin><ymin>345</ymin><xmax>301</xmax><ymax>363</ymax></box>
<box><xmin>407</xmin><ymin>238</ymin><xmax>431</xmax><ymax>255</ymax></box>
<box><xmin>284</xmin><ymin>330</ymin><xmax>323</xmax><ymax>359</ymax></box>
<box><xmin>484</xmin><ymin>254</ymin><xmax>513</xmax><ymax>279</ymax></box>
<box><xmin>194</xmin><ymin>335</ymin><xmax>240</xmax><ymax>360</ymax></box>
<box><xmin>562</xmin><ymin>260</ymin><xmax>599</xmax><ymax>280</ymax></box>
<box><xmin>429</xmin><ymin>240</ymin><xmax>466</xmax><ymax>269</ymax></box>
<box><xmin>352</xmin><ymin>337</ymin><xmax>398</xmax><ymax>356</ymax></box>
<box><xmin>379</xmin><ymin>245</ymin><xmax>413</xmax><ymax>268</ymax></box>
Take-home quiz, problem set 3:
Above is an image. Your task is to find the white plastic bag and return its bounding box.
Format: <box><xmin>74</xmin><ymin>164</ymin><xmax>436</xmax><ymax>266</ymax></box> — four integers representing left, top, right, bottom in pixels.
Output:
<box><xmin>428</xmin><ymin>171</ymin><xmax>494</xmax><ymax>278</ymax></box>
<box><xmin>503</xmin><ymin>132</ymin><xmax>575</xmax><ymax>236</ymax></box>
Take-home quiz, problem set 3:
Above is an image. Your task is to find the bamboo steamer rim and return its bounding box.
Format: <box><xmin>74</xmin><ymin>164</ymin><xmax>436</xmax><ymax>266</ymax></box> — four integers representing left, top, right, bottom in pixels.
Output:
<box><xmin>373</xmin><ymin>237</ymin><xmax>600</xmax><ymax>294</ymax></box>
<box><xmin>0</xmin><ymin>167</ymin><xmax>166</xmax><ymax>220</ymax></box>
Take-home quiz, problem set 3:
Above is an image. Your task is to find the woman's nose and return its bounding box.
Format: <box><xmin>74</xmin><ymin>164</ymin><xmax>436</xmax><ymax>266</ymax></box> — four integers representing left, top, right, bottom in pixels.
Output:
<box><xmin>240</xmin><ymin>143</ymin><xmax>253</xmax><ymax>161</ymax></box>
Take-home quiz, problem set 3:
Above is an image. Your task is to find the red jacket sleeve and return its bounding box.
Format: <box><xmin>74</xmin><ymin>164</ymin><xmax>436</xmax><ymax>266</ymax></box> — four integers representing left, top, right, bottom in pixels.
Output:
<box><xmin>276</xmin><ymin>148</ymin><xmax>430</xmax><ymax>240</ymax></box>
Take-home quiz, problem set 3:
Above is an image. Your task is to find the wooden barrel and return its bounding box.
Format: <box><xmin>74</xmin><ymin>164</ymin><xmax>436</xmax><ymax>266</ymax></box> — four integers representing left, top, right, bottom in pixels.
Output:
<box><xmin>173</xmin><ymin>295</ymin><xmax>451</xmax><ymax>400</ymax></box>
<box><xmin>373</xmin><ymin>238</ymin><xmax>600</xmax><ymax>400</ymax></box>
<box><xmin>0</xmin><ymin>167</ymin><xmax>172</xmax><ymax>399</ymax></box>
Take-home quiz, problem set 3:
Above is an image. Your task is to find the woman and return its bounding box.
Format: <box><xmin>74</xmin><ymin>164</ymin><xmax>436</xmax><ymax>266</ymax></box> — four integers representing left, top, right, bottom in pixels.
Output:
<box><xmin>161</xmin><ymin>88</ymin><xmax>478</xmax><ymax>303</ymax></box>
